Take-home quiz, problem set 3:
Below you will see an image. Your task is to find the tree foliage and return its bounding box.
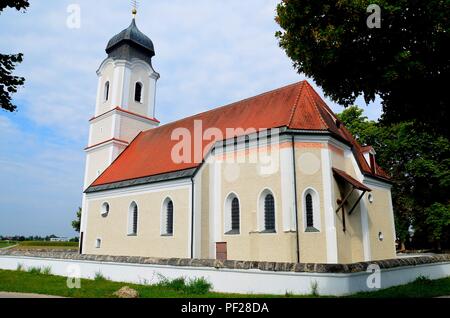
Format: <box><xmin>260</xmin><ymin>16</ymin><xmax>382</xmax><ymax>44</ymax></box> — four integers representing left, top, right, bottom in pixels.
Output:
<box><xmin>337</xmin><ymin>106</ymin><xmax>450</xmax><ymax>249</ymax></box>
<box><xmin>0</xmin><ymin>0</ymin><xmax>29</xmax><ymax>112</ymax></box>
<box><xmin>276</xmin><ymin>0</ymin><xmax>450</xmax><ymax>136</ymax></box>
<box><xmin>72</xmin><ymin>207</ymin><xmax>82</xmax><ymax>233</ymax></box>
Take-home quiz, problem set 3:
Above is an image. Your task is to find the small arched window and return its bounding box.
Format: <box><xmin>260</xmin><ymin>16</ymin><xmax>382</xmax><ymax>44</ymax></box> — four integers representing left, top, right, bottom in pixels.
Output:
<box><xmin>104</xmin><ymin>81</ymin><xmax>110</xmax><ymax>101</ymax></box>
<box><xmin>224</xmin><ymin>194</ymin><xmax>240</xmax><ymax>234</ymax></box>
<box><xmin>264</xmin><ymin>193</ymin><xmax>275</xmax><ymax>232</ymax></box>
<box><xmin>306</xmin><ymin>194</ymin><xmax>314</xmax><ymax>228</ymax></box>
<box><xmin>303</xmin><ymin>188</ymin><xmax>320</xmax><ymax>232</ymax></box>
<box><xmin>128</xmin><ymin>202</ymin><xmax>138</xmax><ymax>235</ymax></box>
<box><xmin>161</xmin><ymin>198</ymin><xmax>174</xmax><ymax>236</ymax></box>
<box><xmin>134</xmin><ymin>82</ymin><xmax>143</xmax><ymax>103</ymax></box>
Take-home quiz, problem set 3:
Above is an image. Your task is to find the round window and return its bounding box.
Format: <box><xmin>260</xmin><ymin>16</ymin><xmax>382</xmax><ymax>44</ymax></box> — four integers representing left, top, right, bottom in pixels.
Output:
<box><xmin>101</xmin><ymin>202</ymin><xmax>110</xmax><ymax>217</ymax></box>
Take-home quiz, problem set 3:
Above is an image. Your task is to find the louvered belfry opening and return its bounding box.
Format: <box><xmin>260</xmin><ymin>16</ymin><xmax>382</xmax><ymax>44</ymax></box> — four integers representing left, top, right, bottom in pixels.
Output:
<box><xmin>264</xmin><ymin>194</ymin><xmax>275</xmax><ymax>231</ymax></box>
<box><xmin>231</xmin><ymin>197</ymin><xmax>240</xmax><ymax>232</ymax></box>
<box><xmin>306</xmin><ymin>193</ymin><xmax>314</xmax><ymax>227</ymax></box>
<box><xmin>166</xmin><ymin>200</ymin><xmax>173</xmax><ymax>235</ymax></box>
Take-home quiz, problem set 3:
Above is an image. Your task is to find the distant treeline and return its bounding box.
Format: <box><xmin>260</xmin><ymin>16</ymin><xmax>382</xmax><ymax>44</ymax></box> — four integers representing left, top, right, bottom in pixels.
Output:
<box><xmin>0</xmin><ymin>235</ymin><xmax>79</xmax><ymax>242</ymax></box>
<box><xmin>18</xmin><ymin>241</ymin><xmax>78</xmax><ymax>247</ymax></box>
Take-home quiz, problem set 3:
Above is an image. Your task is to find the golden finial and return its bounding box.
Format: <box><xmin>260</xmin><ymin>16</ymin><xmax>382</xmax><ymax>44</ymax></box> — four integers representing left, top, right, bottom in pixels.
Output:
<box><xmin>131</xmin><ymin>0</ymin><xmax>139</xmax><ymax>18</ymax></box>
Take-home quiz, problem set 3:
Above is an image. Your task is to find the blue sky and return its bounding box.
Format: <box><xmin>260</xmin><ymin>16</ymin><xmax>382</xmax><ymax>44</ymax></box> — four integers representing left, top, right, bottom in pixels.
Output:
<box><xmin>0</xmin><ymin>0</ymin><xmax>382</xmax><ymax>237</ymax></box>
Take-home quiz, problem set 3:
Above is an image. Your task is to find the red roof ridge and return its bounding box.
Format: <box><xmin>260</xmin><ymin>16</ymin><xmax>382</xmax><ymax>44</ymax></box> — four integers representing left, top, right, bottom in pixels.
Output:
<box><xmin>287</xmin><ymin>81</ymin><xmax>306</xmax><ymax>127</ymax></box>
<box><xmin>303</xmin><ymin>81</ymin><xmax>328</xmax><ymax>130</ymax></box>
<box><xmin>143</xmin><ymin>80</ymin><xmax>306</xmax><ymax>133</ymax></box>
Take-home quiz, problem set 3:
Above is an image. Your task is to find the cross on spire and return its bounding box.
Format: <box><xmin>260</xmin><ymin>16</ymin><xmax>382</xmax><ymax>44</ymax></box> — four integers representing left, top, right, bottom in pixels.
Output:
<box><xmin>131</xmin><ymin>0</ymin><xmax>139</xmax><ymax>18</ymax></box>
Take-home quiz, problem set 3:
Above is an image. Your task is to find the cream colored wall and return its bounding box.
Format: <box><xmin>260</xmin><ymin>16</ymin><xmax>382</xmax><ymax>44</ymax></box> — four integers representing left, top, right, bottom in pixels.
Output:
<box><xmin>294</xmin><ymin>143</ymin><xmax>328</xmax><ymax>263</ymax></box>
<box><xmin>331</xmin><ymin>148</ymin><xmax>365</xmax><ymax>264</ymax></box>
<box><xmin>128</xmin><ymin>65</ymin><xmax>150</xmax><ymax>116</ymax></box>
<box><xmin>366</xmin><ymin>186</ymin><xmax>396</xmax><ymax>260</ymax></box>
<box><xmin>217</xmin><ymin>144</ymin><xmax>297</xmax><ymax>262</ymax></box>
<box><xmin>84</xmin><ymin>186</ymin><xmax>190</xmax><ymax>258</ymax></box>
<box><xmin>199</xmin><ymin>165</ymin><xmax>210</xmax><ymax>259</ymax></box>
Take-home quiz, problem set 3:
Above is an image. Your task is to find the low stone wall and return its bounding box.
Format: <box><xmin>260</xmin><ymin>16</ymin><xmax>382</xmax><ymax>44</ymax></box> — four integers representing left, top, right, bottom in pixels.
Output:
<box><xmin>1</xmin><ymin>250</ymin><xmax>449</xmax><ymax>295</ymax></box>
<box><xmin>1</xmin><ymin>249</ymin><xmax>449</xmax><ymax>273</ymax></box>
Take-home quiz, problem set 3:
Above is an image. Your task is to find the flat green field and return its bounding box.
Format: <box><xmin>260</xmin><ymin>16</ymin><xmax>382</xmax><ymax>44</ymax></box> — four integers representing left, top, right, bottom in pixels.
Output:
<box><xmin>0</xmin><ymin>269</ymin><xmax>448</xmax><ymax>298</ymax></box>
<box><xmin>0</xmin><ymin>241</ymin><xmax>78</xmax><ymax>250</ymax></box>
<box><xmin>0</xmin><ymin>241</ymin><xmax>16</xmax><ymax>249</ymax></box>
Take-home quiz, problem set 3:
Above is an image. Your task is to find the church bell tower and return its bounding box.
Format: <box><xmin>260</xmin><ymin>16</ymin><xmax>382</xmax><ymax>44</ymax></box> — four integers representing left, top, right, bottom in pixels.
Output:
<box><xmin>83</xmin><ymin>13</ymin><xmax>160</xmax><ymax>189</ymax></box>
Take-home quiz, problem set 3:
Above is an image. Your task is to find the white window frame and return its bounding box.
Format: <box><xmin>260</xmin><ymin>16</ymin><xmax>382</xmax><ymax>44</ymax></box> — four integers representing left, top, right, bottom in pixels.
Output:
<box><xmin>104</xmin><ymin>81</ymin><xmax>110</xmax><ymax>102</ymax></box>
<box><xmin>95</xmin><ymin>238</ymin><xmax>101</xmax><ymax>248</ymax></box>
<box><xmin>127</xmin><ymin>201</ymin><xmax>138</xmax><ymax>236</ymax></box>
<box><xmin>257</xmin><ymin>188</ymin><xmax>276</xmax><ymax>233</ymax></box>
<box><xmin>134</xmin><ymin>81</ymin><xmax>144</xmax><ymax>103</ymax></box>
<box><xmin>224</xmin><ymin>192</ymin><xmax>240</xmax><ymax>235</ymax></box>
<box><xmin>160</xmin><ymin>197</ymin><xmax>174</xmax><ymax>236</ymax></box>
<box><xmin>302</xmin><ymin>187</ymin><xmax>321</xmax><ymax>232</ymax></box>
<box><xmin>100</xmin><ymin>202</ymin><xmax>109</xmax><ymax>217</ymax></box>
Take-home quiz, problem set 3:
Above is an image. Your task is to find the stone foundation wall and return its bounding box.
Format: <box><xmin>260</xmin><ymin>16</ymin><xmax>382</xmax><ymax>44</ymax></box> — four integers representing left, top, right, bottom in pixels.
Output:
<box><xmin>1</xmin><ymin>249</ymin><xmax>449</xmax><ymax>274</ymax></box>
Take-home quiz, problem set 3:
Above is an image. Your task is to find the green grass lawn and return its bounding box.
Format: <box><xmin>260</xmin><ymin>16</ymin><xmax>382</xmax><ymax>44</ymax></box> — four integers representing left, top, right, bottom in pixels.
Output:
<box><xmin>1</xmin><ymin>241</ymin><xmax>78</xmax><ymax>251</ymax></box>
<box><xmin>0</xmin><ymin>241</ymin><xmax>16</xmax><ymax>249</ymax></box>
<box><xmin>0</xmin><ymin>268</ymin><xmax>449</xmax><ymax>298</ymax></box>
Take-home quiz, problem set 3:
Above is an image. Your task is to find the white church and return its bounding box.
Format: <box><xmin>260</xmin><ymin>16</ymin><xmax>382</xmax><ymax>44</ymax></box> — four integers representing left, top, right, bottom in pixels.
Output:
<box><xmin>79</xmin><ymin>14</ymin><xmax>397</xmax><ymax>264</ymax></box>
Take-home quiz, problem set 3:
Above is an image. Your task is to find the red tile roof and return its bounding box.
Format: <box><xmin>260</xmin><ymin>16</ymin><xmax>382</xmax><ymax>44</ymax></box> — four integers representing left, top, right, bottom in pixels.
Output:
<box><xmin>90</xmin><ymin>81</ymin><xmax>390</xmax><ymax>187</ymax></box>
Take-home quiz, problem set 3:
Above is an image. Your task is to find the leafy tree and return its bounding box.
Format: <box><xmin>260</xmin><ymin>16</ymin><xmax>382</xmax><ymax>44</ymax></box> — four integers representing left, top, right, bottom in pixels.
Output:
<box><xmin>72</xmin><ymin>207</ymin><xmax>81</xmax><ymax>233</ymax></box>
<box><xmin>276</xmin><ymin>0</ymin><xmax>450</xmax><ymax>136</ymax></box>
<box><xmin>0</xmin><ymin>0</ymin><xmax>29</xmax><ymax>112</ymax></box>
<box><xmin>337</xmin><ymin>106</ymin><xmax>450</xmax><ymax>250</ymax></box>
<box><xmin>425</xmin><ymin>203</ymin><xmax>450</xmax><ymax>250</ymax></box>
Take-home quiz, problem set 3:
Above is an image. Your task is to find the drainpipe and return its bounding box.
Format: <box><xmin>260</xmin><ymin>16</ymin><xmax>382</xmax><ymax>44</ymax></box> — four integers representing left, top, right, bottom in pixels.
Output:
<box><xmin>190</xmin><ymin>176</ymin><xmax>195</xmax><ymax>259</ymax></box>
<box><xmin>292</xmin><ymin>135</ymin><xmax>300</xmax><ymax>263</ymax></box>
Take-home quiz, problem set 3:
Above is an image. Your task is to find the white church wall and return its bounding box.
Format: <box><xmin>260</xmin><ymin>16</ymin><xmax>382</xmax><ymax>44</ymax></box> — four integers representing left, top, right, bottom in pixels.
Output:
<box><xmin>0</xmin><ymin>255</ymin><xmax>448</xmax><ymax>296</ymax></box>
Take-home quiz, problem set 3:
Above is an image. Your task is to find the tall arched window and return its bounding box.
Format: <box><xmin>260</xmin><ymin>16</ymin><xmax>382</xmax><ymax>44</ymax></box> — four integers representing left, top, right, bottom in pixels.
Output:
<box><xmin>224</xmin><ymin>193</ymin><xmax>240</xmax><ymax>234</ymax></box>
<box><xmin>166</xmin><ymin>200</ymin><xmax>173</xmax><ymax>235</ymax></box>
<box><xmin>231</xmin><ymin>198</ymin><xmax>240</xmax><ymax>232</ymax></box>
<box><xmin>303</xmin><ymin>188</ymin><xmax>320</xmax><ymax>232</ymax></box>
<box><xmin>161</xmin><ymin>198</ymin><xmax>174</xmax><ymax>236</ymax></box>
<box><xmin>305</xmin><ymin>193</ymin><xmax>314</xmax><ymax>227</ymax></box>
<box><xmin>128</xmin><ymin>202</ymin><xmax>138</xmax><ymax>235</ymax></box>
<box><xmin>104</xmin><ymin>81</ymin><xmax>110</xmax><ymax>101</ymax></box>
<box><xmin>264</xmin><ymin>193</ymin><xmax>275</xmax><ymax>232</ymax></box>
<box><xmin>134</xmin><ymin>82</ymin><xmax>143</xmax><ymax>103</ymax></box>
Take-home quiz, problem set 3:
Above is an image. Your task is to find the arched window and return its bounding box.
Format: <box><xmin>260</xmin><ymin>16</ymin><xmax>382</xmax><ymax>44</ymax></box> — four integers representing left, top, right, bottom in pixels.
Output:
<box><xmin>305</xmin><ymin>194</ymin><xmax>314</xmax><ymax>227</ymax></box>
<box><xmin>134</xmin><ymin>82</ymin><xmax>143</xmax><ymax>103</ymax></box>
<box><xmin>303</xmin><ymin>188</ymin><xmax>320</xmax><ymax>232</ymax></box>
<box><xmin>128</xmin><ymin>202</ymin><xmax>138</xmax><ymax>235</ymax></box>
<box><xmin>264</xmin><ymin>193</ymin><xmax>275</xmax><ymax>232</ymax></box>
<box><xmin>166</xmin><ymin>200</ymin><xmax>173</xmax><ymax>235</ymax></box>
<box><xmin>231</xmin><ymin>198</ymin><xmax>240</xmax><ymax>231</ymax></box>
<box><xmin>104</xmin><ymin>81</ymin><xmax>110</xmax><ymax>101</ymax></box>
<box><xmin>161</xmin><ymin>198</ymin><xmax>174</xmax><ymax>236</ymax></box>
<box><xmin>224</xmin><ymin>193</ymin><xmax>240</xmax><ymax>234</ymax></box>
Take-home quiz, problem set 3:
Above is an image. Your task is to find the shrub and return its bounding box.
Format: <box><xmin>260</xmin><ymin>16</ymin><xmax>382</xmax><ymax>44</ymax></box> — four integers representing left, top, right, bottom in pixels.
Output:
<box><xmin>28</xmin><ymin>266</ymin><xmax>42</xmax><ymax>274</ymax></box>
<box><xmin>94</xmin><ymin>271</ymin><xmax>107</xmax><ymax>281</ymax></box>
<box><xmin>41</xmin><ymin>266</ymin><xmax>52</xmax><ymax>275</ymax></box>
<box><xmin>156</xmin><ymin>275</ymin><xmax>212</xmax><ymax>294</ymax></box>
<box><xmin>16</xmin><ymin>263</ymin><xmax>24</xmax><ymax>271</ymax></box>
